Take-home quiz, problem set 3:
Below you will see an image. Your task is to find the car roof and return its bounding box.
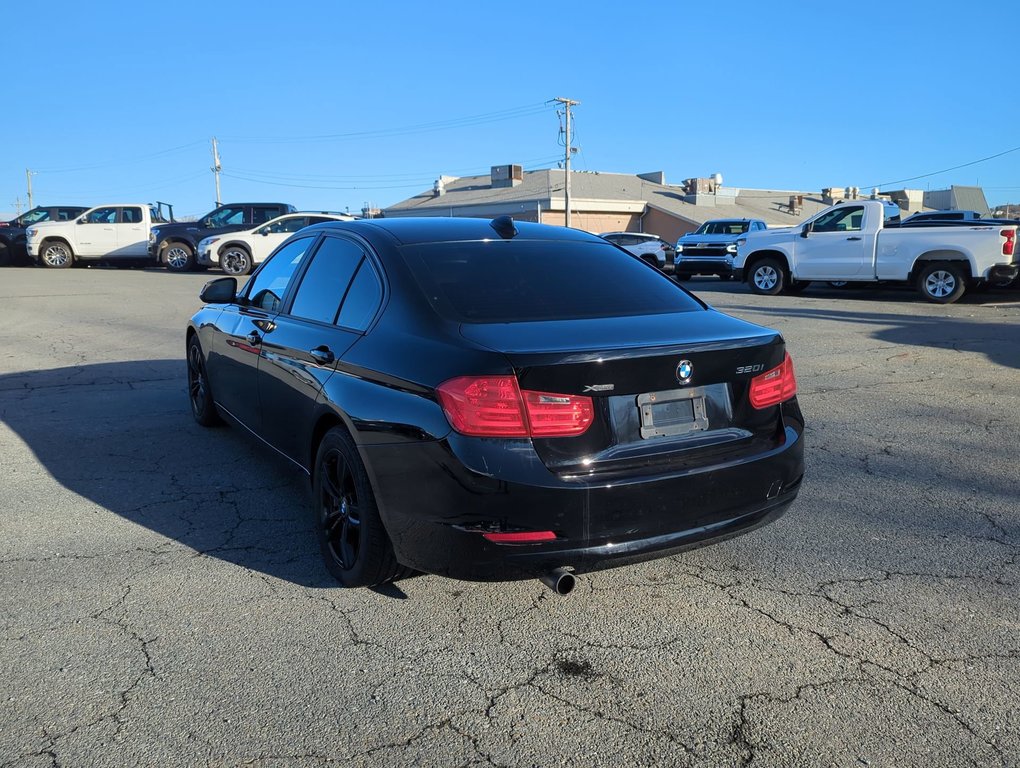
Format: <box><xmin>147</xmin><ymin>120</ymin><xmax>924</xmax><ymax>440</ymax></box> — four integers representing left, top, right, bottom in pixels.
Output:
<box><xmin>309</xmin><ymin>217</ymin><xmax>608</xmax><ymax>247</ymax></box>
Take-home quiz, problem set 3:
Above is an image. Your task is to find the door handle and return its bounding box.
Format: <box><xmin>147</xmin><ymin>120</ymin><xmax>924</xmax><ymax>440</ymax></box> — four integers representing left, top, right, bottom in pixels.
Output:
<box><xmin>846</xmin><ymin>236</ymin><xmax>862</xmax><ymax>241</ymax></box>
<box><xmin>309</xmin><ymin>346</ymin><xmax>335</xmax><ymax>365</ymax></box>
<box><xmin>253</xmin><ymin>319</ymin><xmax>276</xmax><ymax>332</ymax></box>
<box><xmin>245</xmin><ymin>331</ymin><xmax>262</xmax><ymax>346</ymax></box>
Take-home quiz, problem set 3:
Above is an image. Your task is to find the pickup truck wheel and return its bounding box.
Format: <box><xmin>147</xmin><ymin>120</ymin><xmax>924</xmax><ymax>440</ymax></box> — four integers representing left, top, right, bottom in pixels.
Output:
<box><xmin>917</xmin><ymin>262</ymin><xmax>966</xmax><ymax>304</ymax></box>
<box><xmin>748</xmin><ymin>258</ymin><xmax>785</xmax><ymax>295</ymax></box>
<box><xmin>827</xmin><ymin>281</ymin><xmax>849</xmax><ymax>288</ymax></box>
<box><xmin>220</xmin><ymin>246</ymin><xmax>253</xmax><ymax>276</ymax></box>
<box><xmin>164</xmin><ymin>243</ymin><xmax>195</xmax><ymax>272</ymax></box>
<box><xmin>41</xmin><ymin>241</ymin><xmax>73</xmax><ymax>269</ymax></box>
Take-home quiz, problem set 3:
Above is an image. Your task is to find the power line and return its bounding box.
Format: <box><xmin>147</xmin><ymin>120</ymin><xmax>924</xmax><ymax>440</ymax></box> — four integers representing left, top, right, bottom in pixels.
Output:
<box><xmin>227</xmin><ymin>155</ymin><xmax>564</xmax><ymax>183</ymax></box>
<box><xmin>32</xmin><ymin>140</ymin><xmax>206</xmax><ymax>174</ymax></box>
<box><xmin>219</xmin><ymin>102</ymin><xmax>555</xmax><ymax>145</ymax></box>
<box><xmin>862</xmin><ymin>144</ymin><xmax>1020</xmax><ymax>190</ymax></box>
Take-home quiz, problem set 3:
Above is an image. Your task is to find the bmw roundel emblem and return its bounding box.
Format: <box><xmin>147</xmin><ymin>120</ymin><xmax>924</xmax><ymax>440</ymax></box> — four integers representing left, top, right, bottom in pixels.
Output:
<box><xmin>676</xmin><ymin>359</ymin><xmax>694</xmax><ymax>384</ymax></box>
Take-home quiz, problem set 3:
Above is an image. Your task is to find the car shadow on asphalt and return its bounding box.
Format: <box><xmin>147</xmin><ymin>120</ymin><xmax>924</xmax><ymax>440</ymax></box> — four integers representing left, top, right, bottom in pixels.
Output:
<box><xmin>0</xmin><ymin>359</ymin><xmax>405</xmax><ymax>590</ymax></box>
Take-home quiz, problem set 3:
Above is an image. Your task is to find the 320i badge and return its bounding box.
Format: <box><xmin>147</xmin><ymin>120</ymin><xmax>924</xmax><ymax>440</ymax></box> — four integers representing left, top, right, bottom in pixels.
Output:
<box><xmin>186</xmin><ymin>216</ymin><xmax>805</xmax><ymax>594</ymax></box>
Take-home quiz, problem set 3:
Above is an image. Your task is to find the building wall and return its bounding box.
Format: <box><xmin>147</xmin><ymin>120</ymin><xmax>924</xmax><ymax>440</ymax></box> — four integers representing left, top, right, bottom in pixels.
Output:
<box><xmin>641</xmin><ymin>208</ymin><xmax>699</xmax><ymax>244</ymax></box>
<box><xmin>539</xmin><ymin>211</ymin><xmax>639</xmax><ymax>233</ymax></box>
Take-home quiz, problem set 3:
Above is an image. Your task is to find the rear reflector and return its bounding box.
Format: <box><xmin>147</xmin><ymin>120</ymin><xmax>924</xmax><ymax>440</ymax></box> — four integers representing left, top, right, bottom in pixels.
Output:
<box><xmin>482</xmin><ymin>530</ymin><xmax>558</xmax><ymax>543</ymax></box>
<box><xmin>437</xmin><ymin>376</ymin><xmax>593</xmax><ymax>437</ymax></box>
<box><xmin>749</xmin><ymin>353</ymin><xmax>797</xmax><ymax>409</ymax></box>
<box><xmin>1002</xmin><ymin>229</ymin><xmax>1016</xmax><ymax>257</ymax></box>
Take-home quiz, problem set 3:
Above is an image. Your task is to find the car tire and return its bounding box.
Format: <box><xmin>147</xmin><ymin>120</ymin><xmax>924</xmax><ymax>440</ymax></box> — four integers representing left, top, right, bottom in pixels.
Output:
<box><xmin>0</xmin><ymin>242</ymin><xmax>10</xmax><ymax>267</ymax></box>
<box><xmin>187</xmin><ymin>337</ymin><xmax>222</xmax><ymax>427</ymax></box>
<box><xmin>164</xmin><ymin>242</ymin><xmax>196</xmax><ymax>272</ymax></box>
<box><xmin>314</xmin><ymin>426</ymin><xmax>406</xmax><ymax>588</ymax></box>
<box><xmin>748</xmin><ymin>258</ymin><xmax>785</xmax><ymax>295</ymax></box>
<box><xmin>675</xmin><ymin>274</ymin><xmax>691</xmax><ymax>282</ymax></box>
<box><xmin>827</xmin><ymin>281</ymin><xmax>849</xmax><ymax>288</ymax></box>
<box><xmin>917</xmin><ymin>262</ymin><xmax>966</xmax><ymax>304</ymax></box>
<box><xmin>40</xmin><ymin>241</ymin><xmax>73</xmax><ymax>269</ymax></box>
<box><xmin>220</xmin><ymin>246</ymin><xmax>253</xmax><ymax>276</ymax></box>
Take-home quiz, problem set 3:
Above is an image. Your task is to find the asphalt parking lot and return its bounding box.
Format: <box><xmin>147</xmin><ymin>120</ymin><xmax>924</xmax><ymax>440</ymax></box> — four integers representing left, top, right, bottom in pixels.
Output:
<box><xmin>1</xmin><ymin>267</ymin><xmax>1018</xmax><ymax>767</ymax></box>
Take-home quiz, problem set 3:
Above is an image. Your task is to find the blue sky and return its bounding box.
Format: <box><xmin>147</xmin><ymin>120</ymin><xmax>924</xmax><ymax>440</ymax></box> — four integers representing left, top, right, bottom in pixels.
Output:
<box><xmin>4</xmin><ymin>1</ymin><xmax>1018</xmax><ymax>219</ymax></box>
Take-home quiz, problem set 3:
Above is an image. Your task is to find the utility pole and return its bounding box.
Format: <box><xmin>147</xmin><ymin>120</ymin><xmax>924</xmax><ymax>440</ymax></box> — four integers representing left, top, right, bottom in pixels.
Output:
<box><xmin>210</xmin><ymin>137</ymin><xmax>222</xmax><ymax>206</ymax></box>
<box><xmin>25</xmin><ymin>169</ymin><xmax>35</xmax><ymax>209</ymax></box>
<box><xmin>553</xmin><ymin>97</ymin><xmax>579</xmax><ymax>228</ymax></box>
<box><xmin>12</xmin><ymin>196</ymin><xmax>23</xmax><ymax>216</ymax></box>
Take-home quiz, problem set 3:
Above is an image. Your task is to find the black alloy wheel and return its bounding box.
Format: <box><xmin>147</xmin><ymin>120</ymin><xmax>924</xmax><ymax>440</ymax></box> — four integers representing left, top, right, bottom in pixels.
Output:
<box><xmin>220</xmin><ymin>246</ymin><xmax>253</xmax><ymax>276</ymax></box>
<box><xmin>187</xmin><ymin>337</ymin><xmax>222</xmax><ymax>427</ymax></box>
<box><xmin>314</xmin><ymin>427</ymin><xmax>406</xmax><ymax>587</ymax></box>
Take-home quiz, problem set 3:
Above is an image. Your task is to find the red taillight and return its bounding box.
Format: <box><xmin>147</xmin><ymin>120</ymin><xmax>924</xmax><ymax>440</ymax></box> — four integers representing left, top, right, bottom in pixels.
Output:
<box><xmin>482</xmin><ymin>530</ymin><xmax>558</xmax><ymax>544</ymax></box>
<box><xmin>1002</xmin><ymin>229</ymin><xmax>1016</xmax><ymax>257</ymax></box>
<box><xmin>749</xmin><ymin>353</ymin><xmax>797</xmax><ymax>409</ymax></box>
<box><xmin>437</xmin><ymin>376</ymin><xmax>594</xmax><ymax>438</ymax></box>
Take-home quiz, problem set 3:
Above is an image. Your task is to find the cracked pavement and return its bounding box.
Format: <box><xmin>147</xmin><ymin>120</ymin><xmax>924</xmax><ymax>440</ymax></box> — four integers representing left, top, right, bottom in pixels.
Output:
<box><xmin>1</xmin><ymin>269</ymin><xmax>1017</xmax><ymax>766</ymax></box>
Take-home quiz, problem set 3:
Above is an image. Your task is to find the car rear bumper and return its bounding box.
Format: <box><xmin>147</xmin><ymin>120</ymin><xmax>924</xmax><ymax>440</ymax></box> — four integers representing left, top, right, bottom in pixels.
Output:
<box><xmin>362</xmin><ymin>418</ymin><xmax>804</xmax><ymax>581</ymax></box>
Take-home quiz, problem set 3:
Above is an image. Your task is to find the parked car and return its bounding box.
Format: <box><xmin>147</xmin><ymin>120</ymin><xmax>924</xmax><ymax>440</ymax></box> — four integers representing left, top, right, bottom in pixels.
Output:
<box><xmin>196</xmin><ymin>211</ymin><xmax>354</xmax><ymax>276</ymax></box>
<box><xmin>151</xmin><ymin>202</ymin><xmax>295</xmax><ymax>272</ymax></box>
<box><xmin>899</xmin><ymin>210</ymin><xmax>986</xmax><ymax>225</ymax></box>
<box><xmin>734</xmin><ymin>200</ymin><xmax>1019</xmax><ymax>303</ymax></box>
<box><xmin>26</xmin><ymin>204</ymin><xmax>171</xmax><ymax>268</ymax></box>
<box><xmin>0</xmin><ymin>206</ymin><xmax>88</xmax><ymax>266</ymax></box>
<box><xmin>674</xmin><ymin>219</ymin><xmax>767</xmax><ymax>280</ymax></box>
<box><xmin>599</xmin><ymin>232</ymin><xmax>674</xmax><ymax>271</ymax></box>
<box><xmin>186</xmin><ymin>216</ymin><xmax>805</xmax><ymax>591</ymax></box>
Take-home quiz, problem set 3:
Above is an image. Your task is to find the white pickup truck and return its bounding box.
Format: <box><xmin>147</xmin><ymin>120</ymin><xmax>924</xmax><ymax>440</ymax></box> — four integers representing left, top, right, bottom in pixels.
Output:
<box><xmin>733</xmin><ymin>200</ymin><xmax>1019</xmax><ymax>303</ymax></box>
<box><xmin>26</xmin><ymin>203</ymin><xmax>170</xmax><ymax>268</ymax></box>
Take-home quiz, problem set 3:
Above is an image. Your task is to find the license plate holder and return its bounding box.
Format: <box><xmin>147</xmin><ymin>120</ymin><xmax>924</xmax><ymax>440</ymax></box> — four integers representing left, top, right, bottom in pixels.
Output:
<box><xmin>637</xmin><ymin>388</ymin><xmax>708</xmax><ymax>439</ymax></box>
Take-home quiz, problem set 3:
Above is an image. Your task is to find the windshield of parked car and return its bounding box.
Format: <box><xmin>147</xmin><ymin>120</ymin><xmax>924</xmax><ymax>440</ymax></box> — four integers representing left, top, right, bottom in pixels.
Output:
<box><xmin>694</xmin><ymin>221</ymin><xmax>749</xmax><ymax>235</ymax></box>
<box><xmin>207</xmin><ymin>206</ymin><xmax>245</xmax><ymax>228</ymax></box>
<box><xmin>402</xmin><ymin>240</ymin><xmax>703</xmax><ymax>323</ymax></box>
<box><xmin>17</xmin><ymin>209</ymin><xmax>52</xmax><ymax>226</ymax></box>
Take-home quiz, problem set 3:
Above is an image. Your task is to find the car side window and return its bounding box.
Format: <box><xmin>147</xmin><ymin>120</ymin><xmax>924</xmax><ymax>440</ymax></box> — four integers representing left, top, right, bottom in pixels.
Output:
<box><xmin>244</xmin><ymin>237</ymin><xmax>314</xmax><ymax>313</ymax></box>
<box><xmin>120</xmin><ymin>207</ymin><xmax>143</xmax><ymax>224</ymax></box>
<box><xmin>85</xmin><ymin>207</ymin><xmax>118</xmax><ymax>224</ymax></box>
<box><xmin>276</xmin><ymin>217</ymin><xmax>309</xmax><ymax>234</ymax></box>
<box><xmin>288</xmin><ymin>237</ymin><xmax>365</xmax><ymax>324</ymax></box>
<box><xmin>252</xmin><ymin>207</ymin><xmax>281</xmax><ymax>224</ymax></box>
<box><xmin>812</xmin><ymin>206</ymin><xmax>864</xmax><ymax>233</ymax></box>
<box><xmin>337</xmin><ymin>260</ymin><xmax>383</xmax><ymax>332</ymax></box>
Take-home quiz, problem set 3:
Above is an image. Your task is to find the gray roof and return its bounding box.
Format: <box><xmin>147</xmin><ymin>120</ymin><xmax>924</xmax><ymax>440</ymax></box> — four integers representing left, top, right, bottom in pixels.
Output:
<box><xmin>949</xmin><ymin>186</ymin><xmax>990</xmax><ymax>216</ymax></box>
<box><xmin>384</xmin><ymin>169</ymin><xmax>832</xmax><ymax>227</ymax></box>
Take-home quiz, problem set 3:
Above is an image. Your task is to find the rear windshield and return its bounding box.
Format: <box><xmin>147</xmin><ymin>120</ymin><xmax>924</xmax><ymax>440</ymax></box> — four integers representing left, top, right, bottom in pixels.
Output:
<box><xmin>695</xmin><ymin>221</ymin><xmax>748</xmax><ymax>235</ymax></box>
<box><xmin>401</xmin><ymin>239</ymin><xmax>703</xmax><ymax>323</ymax></box>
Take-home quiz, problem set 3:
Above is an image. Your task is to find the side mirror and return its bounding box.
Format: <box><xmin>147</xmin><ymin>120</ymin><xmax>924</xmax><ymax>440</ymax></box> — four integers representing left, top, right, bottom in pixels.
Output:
<box><xmin>203</xmin><ymin>218</ymin><xmax>213</xmax><ymax>228</ymax></box>
<box><xmin>260</xmin><ymin>230</ymin><xmax>270</xmax><ymax>236</ymax></box>
<box><xmin>800</xmin><ymin>223</ymin><xmax>812</xmax><ymax>238</ymax></box>
<box><xmin>78</xmin><ymin>215</ymin><xmax>87</xmax><ymax>224</ymax></box>
<box><xmin>199</xmin><ymin>277</ymin><xmax>238</xmax><ymax>304</ymax></box>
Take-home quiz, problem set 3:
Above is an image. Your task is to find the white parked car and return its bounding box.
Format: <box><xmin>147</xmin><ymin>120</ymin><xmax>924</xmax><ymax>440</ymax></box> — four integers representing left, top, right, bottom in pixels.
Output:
<box><xmin>196</xmin><ymin>212</ymin><xmax>354</xmax><ymax>275</ymax></box>
<box><xmin>599</xmin><ymin>232</ymin><xmax>674</xmax><ymax>271</ymax></box>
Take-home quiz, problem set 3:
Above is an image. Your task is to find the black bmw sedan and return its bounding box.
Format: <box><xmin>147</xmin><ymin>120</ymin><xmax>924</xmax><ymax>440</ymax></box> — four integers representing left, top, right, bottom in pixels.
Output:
<box><xmin>186</xmin><ymin>216</ymin><xmax>804</xmax><ymax>591</ymax></box>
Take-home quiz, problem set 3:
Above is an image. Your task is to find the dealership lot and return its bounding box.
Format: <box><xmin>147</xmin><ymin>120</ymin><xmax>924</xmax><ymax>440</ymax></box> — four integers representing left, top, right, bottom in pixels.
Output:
<box><xmin>1</xmin><ymin>269</ymin><xmax>1017</xmax><ymax>766</ymax></box>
